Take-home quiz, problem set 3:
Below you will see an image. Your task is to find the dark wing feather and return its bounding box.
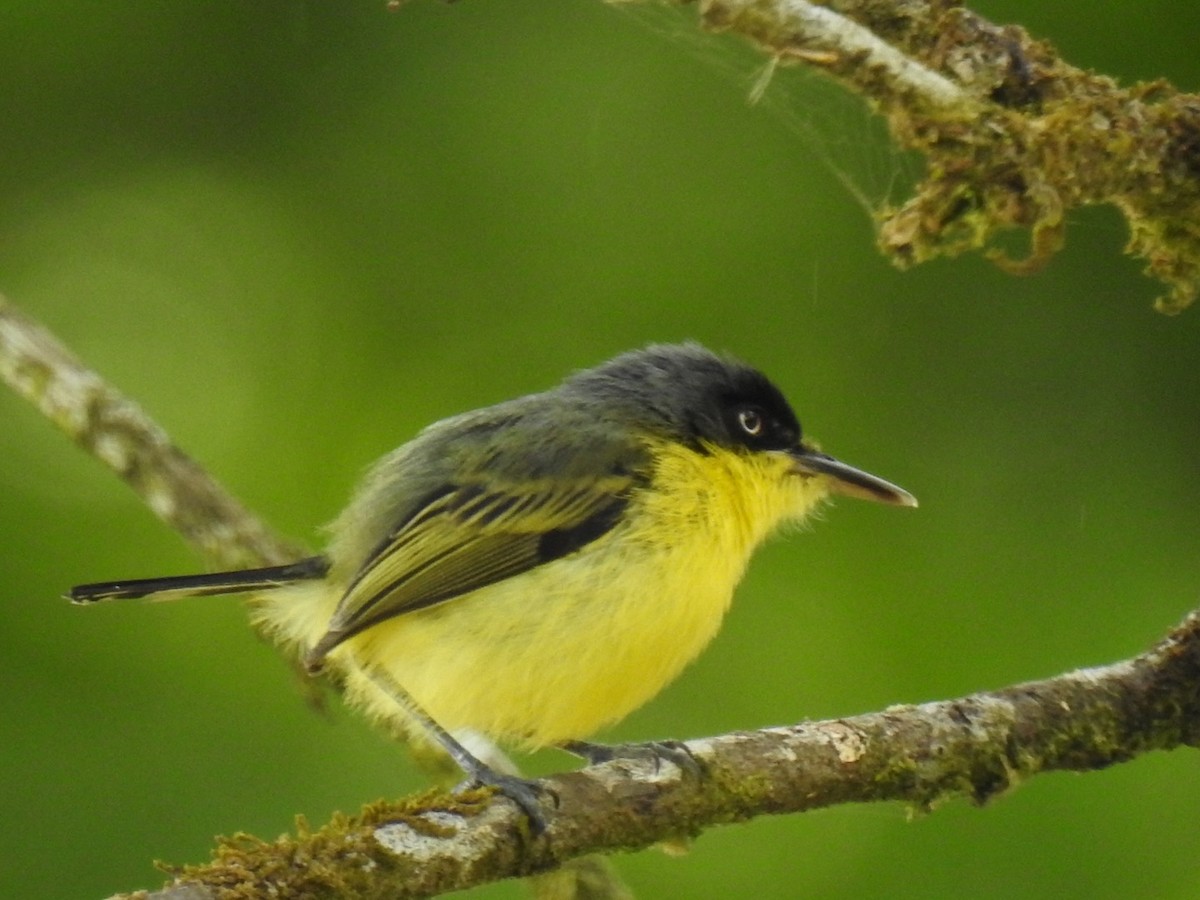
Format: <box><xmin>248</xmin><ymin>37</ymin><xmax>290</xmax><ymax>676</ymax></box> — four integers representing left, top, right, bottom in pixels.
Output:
<box><xmin>306</xmin><ymin>473</ymin><xmax>632</xmax><ymax>664</ymax></box>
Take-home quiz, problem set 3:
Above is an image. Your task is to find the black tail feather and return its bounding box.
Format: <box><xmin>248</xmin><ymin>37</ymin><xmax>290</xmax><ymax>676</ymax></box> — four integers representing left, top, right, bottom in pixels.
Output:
<box><xmin>67</xmin><ymin>555</ymin><xmax>330</xmax><ymax>604</ymax></box>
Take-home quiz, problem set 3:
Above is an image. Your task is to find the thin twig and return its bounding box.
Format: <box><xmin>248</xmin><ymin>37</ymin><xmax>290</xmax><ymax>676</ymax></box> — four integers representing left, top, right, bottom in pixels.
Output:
<box><xmin>702</xmin><ymin>0</ymin><xmax>970</xmax><ymax>109</ymax></box>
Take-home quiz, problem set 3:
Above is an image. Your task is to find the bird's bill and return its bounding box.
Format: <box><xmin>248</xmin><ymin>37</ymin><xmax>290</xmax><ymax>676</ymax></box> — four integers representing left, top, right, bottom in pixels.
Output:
<box><xmin>789</xmin><ymin>448</ymin><xmax>918</xmax><ymax>507</ymax></box>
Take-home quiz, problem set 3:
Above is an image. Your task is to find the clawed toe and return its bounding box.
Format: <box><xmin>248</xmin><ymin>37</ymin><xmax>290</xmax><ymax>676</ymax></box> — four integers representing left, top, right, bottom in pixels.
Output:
<box><xmin>561</xmin><ymin>738</ymin><xmax>702</xmax><ymax>777</ymax></box>
<box><xmin>456</xmin><ymin>769</ymin><xmax>555</xmax><ymax>833</ymax></box>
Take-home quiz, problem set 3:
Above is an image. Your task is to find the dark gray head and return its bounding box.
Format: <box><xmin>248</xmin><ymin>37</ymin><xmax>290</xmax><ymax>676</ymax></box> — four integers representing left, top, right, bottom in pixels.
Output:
<box><xmin>561</xmin><ymin>342</ymin><xmax>803</xmax><ymax>454</ymax></box>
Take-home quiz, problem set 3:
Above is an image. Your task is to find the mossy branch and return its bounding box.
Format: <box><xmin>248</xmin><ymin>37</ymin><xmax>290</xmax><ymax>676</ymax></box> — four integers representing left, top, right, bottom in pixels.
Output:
<box><xmin>126</xmin><ymin>611</ymin><xmax>1200</xmax><ymax>899</ymax></box>
<box><xmin>655</xmin><ymin>0</ymin><xmax>1200</xmax><ymax>313</ymax></box>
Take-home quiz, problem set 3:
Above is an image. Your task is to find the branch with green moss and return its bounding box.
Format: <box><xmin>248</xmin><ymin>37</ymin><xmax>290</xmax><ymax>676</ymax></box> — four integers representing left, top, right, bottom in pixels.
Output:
<box><xmin>120</xmin><ymin>611</ymin><xmax>1200</xmax><ymax>899</ymax></box>
<box><xmin>652</xmin><ymin>0</ymin><xmax>1200</xmax><ymax>313</ymax></box>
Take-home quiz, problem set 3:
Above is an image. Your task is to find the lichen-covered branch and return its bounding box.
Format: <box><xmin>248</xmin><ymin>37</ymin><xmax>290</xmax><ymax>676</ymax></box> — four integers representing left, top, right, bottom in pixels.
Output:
<box><xmin>660</xmin><ymin>0</ymin><xmax>1200</xmax><ymax>312</ymax></box>
<box><xmin>126</xmin><ymin>610</ymin><xmax>1200</xmax><ymax>899</ymax></box>
<box><xmin>0</xmin><ymin>295</ymin><xmax>304</xmax><ymax>570</ymax></box>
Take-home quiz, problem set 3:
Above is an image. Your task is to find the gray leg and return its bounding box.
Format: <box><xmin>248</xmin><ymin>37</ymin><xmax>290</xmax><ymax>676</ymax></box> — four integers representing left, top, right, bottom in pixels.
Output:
<box><xmin>361</xmin><ymin>663</ymin><xmax>552</xmax><ymax>832</ymax></box>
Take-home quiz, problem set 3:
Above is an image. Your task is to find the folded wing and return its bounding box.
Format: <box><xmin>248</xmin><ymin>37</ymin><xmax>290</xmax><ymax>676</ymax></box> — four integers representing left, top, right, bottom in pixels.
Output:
<box><xmin>305</xmin><ymin>472</ymin><xmax>634</xmax><ymax>667</ymax></box>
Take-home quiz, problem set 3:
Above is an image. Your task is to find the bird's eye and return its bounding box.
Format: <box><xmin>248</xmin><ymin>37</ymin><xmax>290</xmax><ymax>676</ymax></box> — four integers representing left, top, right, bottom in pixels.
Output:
<box><xmin>737</xmin><ymin>407</ymin><xmax>764</xmax><ymax>437</ymax></box>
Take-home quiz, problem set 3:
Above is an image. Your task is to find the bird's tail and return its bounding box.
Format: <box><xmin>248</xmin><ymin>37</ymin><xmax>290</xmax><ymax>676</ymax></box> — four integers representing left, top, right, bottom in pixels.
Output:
<box><xmin>67</xmin><ymin>555</ymin><xmax>330</xmax><ymax>604</ymax></box>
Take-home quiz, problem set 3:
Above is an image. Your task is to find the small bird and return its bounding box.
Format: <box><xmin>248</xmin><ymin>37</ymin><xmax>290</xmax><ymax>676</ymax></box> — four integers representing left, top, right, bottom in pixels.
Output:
<box><xmin>70</xmin><ymin>343</ymin><xmax>915</xmax><ymax>825</ymax></box>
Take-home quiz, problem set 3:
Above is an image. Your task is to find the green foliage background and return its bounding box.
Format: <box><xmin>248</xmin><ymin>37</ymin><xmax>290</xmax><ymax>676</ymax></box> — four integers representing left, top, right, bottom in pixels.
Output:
<box><xmin>2</xmin><ymin>2</ymin><xmax>1198</xmax><ymax>897</ymax></box>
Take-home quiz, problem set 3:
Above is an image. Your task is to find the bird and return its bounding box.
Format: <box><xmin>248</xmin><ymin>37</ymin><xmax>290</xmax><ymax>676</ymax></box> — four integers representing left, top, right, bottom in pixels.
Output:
<box><xmin>69</xmin><ymin>342</ymin><xmax>915</xmax><ymax>827</ymax></box>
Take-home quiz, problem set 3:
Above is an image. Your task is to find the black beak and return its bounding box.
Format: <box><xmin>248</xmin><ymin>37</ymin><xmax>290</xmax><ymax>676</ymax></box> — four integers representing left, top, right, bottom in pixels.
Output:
<box><xmin>789</xmin><ymin>447</ymin><xmax>917</xmax><ymax>507</ymax></box>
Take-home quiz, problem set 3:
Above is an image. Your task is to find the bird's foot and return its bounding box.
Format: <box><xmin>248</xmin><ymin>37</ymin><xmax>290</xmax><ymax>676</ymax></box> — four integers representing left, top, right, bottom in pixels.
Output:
<box><xmin>561</xmin><ymin>738</ymin><xmax>702</xmax><ymax>778</ymax></box>
<box><xmin>456</xmin><ymin>765</ymin><xmax>556</xmax><ymax>834</ymax></box>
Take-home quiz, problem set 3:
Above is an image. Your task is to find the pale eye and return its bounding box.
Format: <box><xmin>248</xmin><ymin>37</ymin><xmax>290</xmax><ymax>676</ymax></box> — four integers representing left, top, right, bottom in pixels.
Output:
<box><xmin>737</xmin><ymin>408</ymin><xmax>764</xmax><ymax>437</ymax></box>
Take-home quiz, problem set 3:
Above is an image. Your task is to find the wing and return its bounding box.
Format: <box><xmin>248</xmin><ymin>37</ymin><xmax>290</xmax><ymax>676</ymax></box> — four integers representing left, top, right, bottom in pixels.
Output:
<box><xmin>306</xmin><ymin>471</ymin><xmax>634</xmax><ymax>665</ymax></box>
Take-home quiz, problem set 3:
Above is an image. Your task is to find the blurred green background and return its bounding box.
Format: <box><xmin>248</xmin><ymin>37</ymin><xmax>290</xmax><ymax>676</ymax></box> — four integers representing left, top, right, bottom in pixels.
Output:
<box><xmin>3</xmin><ymin>1</ymin><xmax>1199</xmax><ymax>897</ymax></box>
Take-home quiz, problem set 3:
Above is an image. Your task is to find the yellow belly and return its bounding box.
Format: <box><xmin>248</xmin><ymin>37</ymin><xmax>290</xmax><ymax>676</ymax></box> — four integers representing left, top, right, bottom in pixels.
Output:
<box><xmin>258</xmin><ymin>441</ymin><xmax>827</xmax><ymax>748</ymax></box>
<box><xmin>344</xmin><ymin>531</ymin><xmax>742</xmax><ymax>746</ymax></box>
